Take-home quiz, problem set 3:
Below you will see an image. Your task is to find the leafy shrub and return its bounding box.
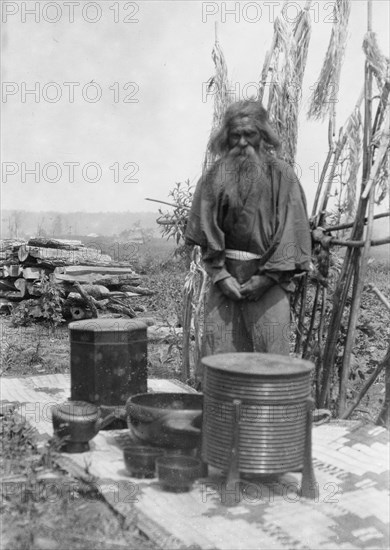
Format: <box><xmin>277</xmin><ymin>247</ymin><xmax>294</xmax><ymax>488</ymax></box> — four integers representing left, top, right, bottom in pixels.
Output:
<box><xmin>39</xmin><ymin>275</ymin><xmax>65</xmax><ymax>327</ymax></box>
<box><xmin>157</xmin><ymin>180</ymin><xmax>193</xmax><ymax>245</ymax></box>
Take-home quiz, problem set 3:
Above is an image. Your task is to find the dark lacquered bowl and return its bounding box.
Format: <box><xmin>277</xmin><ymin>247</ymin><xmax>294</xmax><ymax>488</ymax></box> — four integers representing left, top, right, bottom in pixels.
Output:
<box><xmin>126</xmin><ymin>392</ymin><xmax>203</xmax><ymax>450</ymax></box>
<box><xmin>123</xmin><ymin>446</ymin><xmax>165</xmax><ymax>478</ymax></box>
<box><xmin>156</xmin><ymin>455</ymin><xmax>202</xmax><ymax>492</ymax></box>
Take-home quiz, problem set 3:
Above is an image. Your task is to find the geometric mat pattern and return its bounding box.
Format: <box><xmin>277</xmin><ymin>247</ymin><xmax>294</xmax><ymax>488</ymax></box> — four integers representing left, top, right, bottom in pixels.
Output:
<box><xmin>1</xmin><ymin>374</ymin><xmax>389</xmax><ymax>549</ymax></box>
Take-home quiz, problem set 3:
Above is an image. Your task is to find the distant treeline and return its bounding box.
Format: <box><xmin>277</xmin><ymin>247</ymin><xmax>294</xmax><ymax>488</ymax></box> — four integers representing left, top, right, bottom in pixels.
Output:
<box><xmin>1</xmin><ymin>210</ymin><xmax>159</xmax><ymax>239</ymax></box>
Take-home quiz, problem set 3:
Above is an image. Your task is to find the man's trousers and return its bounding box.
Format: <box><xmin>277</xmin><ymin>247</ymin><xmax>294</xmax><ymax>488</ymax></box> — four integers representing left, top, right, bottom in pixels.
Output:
<box><xmin>199</xmin><ymin>282</ymin><xmax>291</xmax><ymax>380</ymax></box>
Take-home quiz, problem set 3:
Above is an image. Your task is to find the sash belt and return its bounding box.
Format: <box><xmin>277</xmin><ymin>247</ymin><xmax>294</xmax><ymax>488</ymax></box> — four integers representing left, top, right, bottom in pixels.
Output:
<box><xmin>225</xmin><ymin>249</ymin><xmax>262</xmax><ymax>261</ymax></box>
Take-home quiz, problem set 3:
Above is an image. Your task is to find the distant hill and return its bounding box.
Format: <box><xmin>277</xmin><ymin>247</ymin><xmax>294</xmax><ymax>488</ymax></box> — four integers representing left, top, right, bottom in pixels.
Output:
<box><xmin>1</xmin><ymin>210</ymin><xmax>161</xmax><ymax>239</ymax></box>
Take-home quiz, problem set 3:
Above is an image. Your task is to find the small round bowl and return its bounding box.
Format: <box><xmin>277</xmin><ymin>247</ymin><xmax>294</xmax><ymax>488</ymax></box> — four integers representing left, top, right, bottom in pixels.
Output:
<box><xmin>123</xmin><ymin>446</ymin><xmax>165</xmax><ymax>478</ymax></box>
<box><xmin>156</xmin><ymin>455</ymin><xmax>202</xmax><ymax>492</ymax></box>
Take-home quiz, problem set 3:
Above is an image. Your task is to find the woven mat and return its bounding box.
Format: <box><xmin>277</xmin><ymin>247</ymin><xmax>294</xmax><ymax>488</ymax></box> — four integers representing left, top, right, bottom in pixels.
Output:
<box><xmin>1</xmin><ymin>374</ymin><xmax>389</xmax><ymax>549</ymax></box>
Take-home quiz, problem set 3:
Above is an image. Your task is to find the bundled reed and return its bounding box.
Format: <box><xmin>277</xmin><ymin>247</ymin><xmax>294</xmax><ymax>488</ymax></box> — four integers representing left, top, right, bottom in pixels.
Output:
<box><xmin>262</xmin><ymin>2</ymin><xmax>312</xmax><ymax>164</ymax></box>
<box><xmin>204</xmin><ymin>25</ymin><xmax>233</xmax><ymax>170</ymax></box>
<box><xmin>267</xmin><ymin>16</ymin><xmax>299</xmax><ymax>163</ymax></box>
<box><xmin>308</xmin><ymin>0</ymin><xmax>351</xmax><ymax>121</ymax></box>
<box><xmin>363</xmin><ymin>31</ymin><xmax>390</xmax><ymax>90</ymax></box>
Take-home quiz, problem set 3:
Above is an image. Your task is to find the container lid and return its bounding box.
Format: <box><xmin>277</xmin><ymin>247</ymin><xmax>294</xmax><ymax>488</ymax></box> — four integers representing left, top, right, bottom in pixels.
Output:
<box><xmin>69</xmin><ymin>319</ymin><xmax>147</xmax><ymax>332</ymax></box>
<box><xmin>201</xmin><ymin>353</ymin><xmax>314</xmax><ymax>376</ymax></box>
<box><xmin>56</xmin><ymin>400</ymin><xmax>99</xmax><ymax>418</ymax></box>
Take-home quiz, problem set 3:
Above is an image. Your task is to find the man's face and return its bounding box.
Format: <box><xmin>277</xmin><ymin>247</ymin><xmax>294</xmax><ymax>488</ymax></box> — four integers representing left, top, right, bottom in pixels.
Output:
<box><xmin>228</xmin><ymin>117</ymin><xmax>261</xmax><ymax>156</ymax></box>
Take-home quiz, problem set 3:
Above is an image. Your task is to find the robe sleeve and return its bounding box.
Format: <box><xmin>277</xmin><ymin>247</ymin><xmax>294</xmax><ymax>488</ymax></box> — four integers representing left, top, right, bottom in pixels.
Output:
<box><xmin>185</xmin><ymin>168</ymin><xmax>230</xmax><ymax>284</ymax></box>
<box><xmin>185</xmin><ymin>174</ymin><xmax>223</xmax><ymax>249</ymax></box>
<box><xmin>259</xmin><ymin>162</ymin><xmax>312</xmax><ymax>275</ymax></box>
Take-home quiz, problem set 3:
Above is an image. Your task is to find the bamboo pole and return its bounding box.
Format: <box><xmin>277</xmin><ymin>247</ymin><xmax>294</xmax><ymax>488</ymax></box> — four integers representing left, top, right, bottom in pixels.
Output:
<box><xmin>337</xmin><ymin>0</ymin><xmax>374</xmax><ymax>416</ymax></box>
<box><xmin>311</xmin><ymin>149</ymin><xmax>335</xmax><ymax>218</ymax></box>
<box><xmin>366</xmin><ymin>283</ymin><xmax>390</xmax><ymax>311</ymax></box>
<box><xmin>377</xmin><ymin>352</ymin><xmax>390</xmax><ymax>427</ymax></box>
<box><xmin>329</xmin><ymin>236</ymin><xmax>390</xmax><ymax>247</ymax></box>
<box><xmin>302</xmin><ymin>282</ymin><xmax>320</xmax><ymax>359</ymax></box>
<box><xmin>182</xmin><ymin>247</ymin><xmax>198</xmax><ymax>383</ymax></box>
<box><xmin>319</xmin><ymin>247</ymin><xmax>355</xmax><ymax>407</ymax></box>
<box><xmin>145</xmin><ymin>197</ymin><xmax>190</xmax><ymax>211</ymax></box>
<box><xmin>338</xmin><ymin>188</ymin><xmax>375</xmax><ymax>414</ymax></box>
<box><xmin>319</xmin><ymin>186</ymin><xmax>373</xmax><ymax>406</ymax></box>
<box><xmin>324</xmin><ymin>210</ymin><xmax>390</xmax><ymax>232</ymax></box>
<box><xmin>193</xmin><ymin>257</ymin><xmax>208</xmax><ymax>386</ymax></box>
<box><xmin>294</xmin><ymin>276</ymin><xmax>308</xmax><ymax>355</ymax></box>
<box><xmin>318</xmin><ymin>4</ymin><xmax>378</xmax><ymax>409</ymax></box>
<box><xmin>181</xmin><ymin>285</ymin><xmax>194</xmax><ymax>382</ymax></box>
<box><xmin>341</xmin><ymin>281</ymin><xmax>390</xmax><ymax>424</ymax></box>
<box><xmin>341</xmin><ymin>344</ymin><xmax>390</xmax><ymax>419</ymax></box>
<box><xmin>316</xmin><ymin>286</ymin><xmax>327</xmax><ymax>404</ymax></box>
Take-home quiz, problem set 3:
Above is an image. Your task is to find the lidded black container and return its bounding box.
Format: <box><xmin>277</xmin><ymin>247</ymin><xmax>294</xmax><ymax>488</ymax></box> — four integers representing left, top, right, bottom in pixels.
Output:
<box><xmin>69</xmin><ymin>319</ymin><xmax>148</xmax><ymax>412</ymax></box>
<box><xmin>201</xmin><ymin>353</ymin><xmax>314</xmax><ymax>475</ymax></box>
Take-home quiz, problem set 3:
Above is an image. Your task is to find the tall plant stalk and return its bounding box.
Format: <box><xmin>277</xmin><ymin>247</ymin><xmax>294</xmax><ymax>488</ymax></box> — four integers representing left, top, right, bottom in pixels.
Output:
<box><xmin>338</xmin><ymin>3</ymin><xmax>375</xmax><ymax>414</ymax></box>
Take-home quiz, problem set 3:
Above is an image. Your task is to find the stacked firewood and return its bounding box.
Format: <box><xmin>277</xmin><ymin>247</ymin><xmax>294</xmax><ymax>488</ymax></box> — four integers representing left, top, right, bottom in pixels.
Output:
<box><xmin>0</xmin><ymin>237</ymin><xmax>154</xmax><ymax>320</ymax></box>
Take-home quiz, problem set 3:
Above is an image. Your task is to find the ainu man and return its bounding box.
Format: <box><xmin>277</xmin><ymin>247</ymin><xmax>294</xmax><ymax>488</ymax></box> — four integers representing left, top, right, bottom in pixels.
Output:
<box><xmin>185</xmin><ymin>100</ymin><xmax>312</xmax><ymax>378</ymax></box>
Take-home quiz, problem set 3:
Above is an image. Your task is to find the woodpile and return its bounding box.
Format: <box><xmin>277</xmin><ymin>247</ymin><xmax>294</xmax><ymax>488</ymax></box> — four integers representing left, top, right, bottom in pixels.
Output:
<box><xmin>0</xmin><ymin>237</ymin><xmax>154</xmax><ymax>321</ymax></box>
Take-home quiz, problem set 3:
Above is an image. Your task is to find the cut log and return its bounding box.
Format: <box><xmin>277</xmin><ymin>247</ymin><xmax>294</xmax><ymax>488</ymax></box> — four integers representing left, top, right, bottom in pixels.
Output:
<box><xmin>17</xmin><ymin>245</ymin><xmax>32</xmax><ymax>262</ymax></box>
<box><xmin>22</xmin><ymin>267</ymin><xmax>46</xmax><ymax>280</ymax></box>
<box><xmin>133</xmin><ymin>304</ymin><xmax>147</xmax><ymax>312</ymax></box>
<box><xmin>119</xmin><ymin>285</ymin><xmax>154</xmax><ymax>295</ymax></box>
<box><xmin>19</xmin><ymin>245</ymin><xmax>112</xmax><ymax>265</ymax></box>
<box><xmin>54</xmin><ymin>265</ymin><xmax>138</xmax><ymax>276</ymax></box>
<box><xmin>3</xmin><ymin>265</ymin><xmax>21</xmax><ymax>278</ymax></box>
<box><xmin>27</xmin><ymin>238</ymin><xmax>83</xmax><ymax>250</ymax></box>
<box><xmin>0</xmin><ymin>280</ymin><xmax>17</xmax><ymax>291</ymax></box>
<box><xmin>80</xmin><ymin>284</ymin><xmax>110</xmax><ymax>300</ymax></box>
<box><xmin>106</xmin><ymin>303</ymin><xmax>136</xmax><ymax>318</ymax></box>
<box><xmin>0</xmin><ymin>299</ymin><xmax>13</xmax><ymax>313</ymax></box>
<box><xmin>94</xmin><ymin>275</ymin><xmax>142</xmax><ymax>288</ymax></box>
<box><xmin>64</xmin><ymin>291</ymin><xmax>99</xmax><ymax>320</ymax></box>
<box><xmin>54</xmin><ymin>272</ymin><xmax>141</xmax><ymax>287</ymax></box>
<box><xmin>14</xmin><ymin>279</ymin><xmax>27</xmax><ymax>298</ymax></box>
<box><xmin>66</xmin><ymin>291</ymin><xmax>86</xmax><ymax>304</ymax></box>
<box><xmin>90</xmin><ymin>297</ymin><xmax>108</xmax><ymax>310</ymax></box>
<box><xmin>0</xmin><ymin>239</ymin><xmax>26</xmax><ymax>254</ymax></box>
<box><xmin>73</xmin><ymin>282</ymin><xmax>98</xmax><ymax>318</ymax></box>
<box><xmin>70</xmin><ymin>307</ymin><xmax>89</xmax><ymax>320</ymax></box>
<box><xmin>0</xmin><ymin>289</ymin><xmax>26</xmax><ymax>301</ymax></box>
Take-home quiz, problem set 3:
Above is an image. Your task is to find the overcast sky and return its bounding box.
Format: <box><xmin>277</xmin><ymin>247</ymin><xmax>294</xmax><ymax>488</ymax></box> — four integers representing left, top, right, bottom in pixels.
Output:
<box><xmin>1</xmin><ymin>0</ymin><xmax>389</xmax><ymax>214</ymax></box>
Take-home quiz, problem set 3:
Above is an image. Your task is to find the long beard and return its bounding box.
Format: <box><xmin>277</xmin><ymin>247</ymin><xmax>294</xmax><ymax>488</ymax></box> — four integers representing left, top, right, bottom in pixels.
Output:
<box><xmin>219</xmin><ymin>146</ymin><xmax>265</xmax><ymax>209</ymax></box>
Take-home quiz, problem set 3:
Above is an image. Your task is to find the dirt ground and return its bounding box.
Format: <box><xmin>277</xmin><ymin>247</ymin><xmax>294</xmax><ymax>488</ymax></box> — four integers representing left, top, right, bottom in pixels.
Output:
<box><xmin>1</xmin><ymin>257</ymin><xmax>389</xmax><ymax>549</ymax></box>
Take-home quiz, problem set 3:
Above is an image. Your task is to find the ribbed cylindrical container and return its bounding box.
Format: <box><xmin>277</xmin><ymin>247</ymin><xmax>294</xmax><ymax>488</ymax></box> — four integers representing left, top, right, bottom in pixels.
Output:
<box><xmin>201</xmin><ymin>353</ymin><xmax>314</xmax><ymax>474</ymax></box>
<box><xmin>69</xmin><ymin>319</ymin><xmax>147</xmax><ymax>409</ymax></box>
